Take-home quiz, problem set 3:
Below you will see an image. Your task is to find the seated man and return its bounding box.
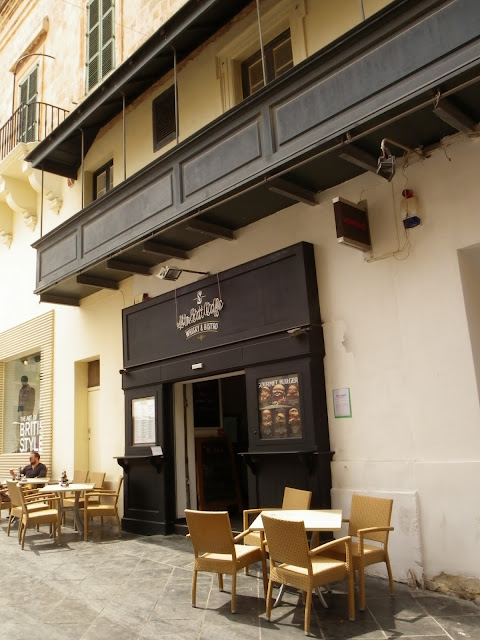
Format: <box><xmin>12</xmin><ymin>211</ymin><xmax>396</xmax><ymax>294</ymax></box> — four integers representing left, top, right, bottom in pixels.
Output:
<box><xmin>10</xmin><ymin>451</ymin><xmax>47</xmax><ymax>479</ymax></box>
<box><xmin>0</xmin><ymin>452</ymin><xmax>47</xmax><ymax>502</ymax></box>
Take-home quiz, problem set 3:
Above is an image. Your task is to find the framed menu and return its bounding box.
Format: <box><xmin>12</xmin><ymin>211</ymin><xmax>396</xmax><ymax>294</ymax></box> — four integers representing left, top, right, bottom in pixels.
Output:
<box><xmin>132</xmin><ymin>396</ymin><xmax>156</xmax><ymax>445</ymax></box>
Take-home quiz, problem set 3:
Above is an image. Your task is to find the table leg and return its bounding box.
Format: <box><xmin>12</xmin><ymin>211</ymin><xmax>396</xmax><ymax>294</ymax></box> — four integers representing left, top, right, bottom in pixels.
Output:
<box><xmin>73</xmin><ymin>492</ymin><xmax>85</xmax><ymax>536</ymax></box>
<box><xmin>272</xmin><ymin>532</ymin><xmax>330</xmax><ymax>610</ymax></box>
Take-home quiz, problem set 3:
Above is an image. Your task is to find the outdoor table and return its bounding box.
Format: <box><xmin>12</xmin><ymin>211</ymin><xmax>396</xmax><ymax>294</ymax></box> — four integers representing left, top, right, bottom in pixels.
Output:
<box><xmin>2</xmin><ymin>477</ymin><xmax>50</xmax><ymax>485</ymax></box>
<box><xmin>249</xmin><ymin>509</ymin><xmax>342</xmax><ymax>533</ymax></box>
<box><xmin>39</xmin><ymin>483</ymin><xmax>94</xmax><ymax>536</ymax></box>
<box><xmin>18</xmin><ymin>477</ymin><xmax>51</xmax><ymax>485</ymax></box>
<box><xmin>249</xmin><ymin>509</ymin><xmax>343</xmax><ymax>608</ymax></box>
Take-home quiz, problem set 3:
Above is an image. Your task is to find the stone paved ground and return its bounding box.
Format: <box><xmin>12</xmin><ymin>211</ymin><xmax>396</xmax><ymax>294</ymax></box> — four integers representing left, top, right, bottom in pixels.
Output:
<box><xmin>0</xmin><ymin>518</ymin><xmax>479</xmax><ymax>639</ymax></box>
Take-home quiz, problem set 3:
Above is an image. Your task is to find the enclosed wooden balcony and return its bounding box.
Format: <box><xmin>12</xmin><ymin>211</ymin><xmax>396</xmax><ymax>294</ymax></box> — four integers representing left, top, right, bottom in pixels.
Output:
<box><xmin>28</xmin><ymin>0</ymin><xmax>480</xmax><ymax>304</ymax></box>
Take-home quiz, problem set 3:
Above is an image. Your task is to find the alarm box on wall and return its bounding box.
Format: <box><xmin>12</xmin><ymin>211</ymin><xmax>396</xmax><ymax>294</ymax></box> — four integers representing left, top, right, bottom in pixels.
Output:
<box><xmin>332</xmin><ymin>197</ymin><xmax>371</xmax><ymax>252</ymax></box>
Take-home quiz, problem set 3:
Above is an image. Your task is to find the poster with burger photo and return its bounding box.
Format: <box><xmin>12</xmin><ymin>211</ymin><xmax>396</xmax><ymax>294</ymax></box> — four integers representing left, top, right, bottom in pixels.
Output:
<box><xmin>257</xmin><ymin>374</ymin><xmax>302</xmax><ymax>439</ymax></box>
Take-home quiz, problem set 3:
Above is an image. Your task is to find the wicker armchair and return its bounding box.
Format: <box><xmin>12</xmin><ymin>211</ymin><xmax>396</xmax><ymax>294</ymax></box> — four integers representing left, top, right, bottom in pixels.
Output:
<box><xmin>344</xmin><ymin>494</ymin><xmax>394</xmax><ymax>611</ymax></box>
<box><xmin>0</xmin><ymin>483</ymin><xmax>11</xmax><ymax>518</ymax></box>
<box><xmin>185</xmin><ymin>509</ymin><xmax>267</xmax><ymax>613</ymax></box>
<box><xmin>83</xmin><ymin>476</ymin><xmax>123</xmax><ymax>540</ymax></box>
<box><xmin>6</xmin><ymin>481</ymin><xmax>50</xmax><ymax>538</ymax></box>
<box><xmin>7</xmin><ymin>482</ymin><xmax>61</xmax><ymax>549</ymax></box>
<box><xmin>262</xmin><ymin>513</ymin><xmax>355</xmax><ymax>635</ymax></box>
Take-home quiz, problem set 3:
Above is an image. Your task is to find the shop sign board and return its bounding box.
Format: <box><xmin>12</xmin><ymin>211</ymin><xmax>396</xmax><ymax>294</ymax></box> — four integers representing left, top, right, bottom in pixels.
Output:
<box><xmin>176</xmin><ymin>289</ymin><xmax>224</xmax><ymax>340</ymax></box>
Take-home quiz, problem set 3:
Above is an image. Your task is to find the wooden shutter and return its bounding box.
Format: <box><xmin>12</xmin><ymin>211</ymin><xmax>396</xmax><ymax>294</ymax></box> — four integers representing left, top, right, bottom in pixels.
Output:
<box><xmin>152</xmin><ymin>85</ymin><xmax>176</xmax><ymax>152</ymax></box>
<box><xmin>86</xmin><ymin>0</ymin><xmax>115</xmax><ymax>92</ymax></box>
<box><xmin>101</xmin><ymin>0</ymin><xmax>115</xmax><ymax>77</ymax></box>
<box><xmin>86</xmin><ymin>0</ymin><xmax>100</xmax><ymax>91</ymax></box>
<box><xmin>18</xmin><ymin>67</ymin><xmax>38</xmax><ymax>142</ymax></box>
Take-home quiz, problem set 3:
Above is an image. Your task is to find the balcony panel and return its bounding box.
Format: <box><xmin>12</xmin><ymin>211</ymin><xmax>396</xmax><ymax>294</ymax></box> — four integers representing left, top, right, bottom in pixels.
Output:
<box><xmin>39</xmin><ymin>232</ymin><xmax>78</xmax><ymax>282</ymax></box>
<box><xmin>181</xmin><ymin>120</ymin><xmax>262</xmax><ymax>198</ymax></box>
<box><xmin>82</xmin><ymin>172</ymin><xmax>174</xmax><ymax>257</ymax></box>
<box><xmin>32</xmin><ymin>0</ymin><xmax>480</xmax><ymax>302</ymax></box>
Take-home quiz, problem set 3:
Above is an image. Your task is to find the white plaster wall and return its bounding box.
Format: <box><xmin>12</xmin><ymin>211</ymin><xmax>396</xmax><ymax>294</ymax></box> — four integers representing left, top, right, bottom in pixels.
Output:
<box><xmin>0</xmin><ymin>212</ymin><xmax>40</xmax><ymax>333</ymax></box>
<box><xmin>52</xmin><ymin>285</ymin><xmax>129</xmax><ymax>488</ymax></box>
<box><xmin>132</xmin><ymin>135</ymin><xmax>480</xmax><ymax>581</ymax></box>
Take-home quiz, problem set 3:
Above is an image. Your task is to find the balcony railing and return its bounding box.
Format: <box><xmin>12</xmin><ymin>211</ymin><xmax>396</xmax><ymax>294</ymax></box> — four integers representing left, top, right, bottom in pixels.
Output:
<box><xmin>0</xmin><ymin>102</ymin><xmax>69</xmax><ymax>162</ymax></box>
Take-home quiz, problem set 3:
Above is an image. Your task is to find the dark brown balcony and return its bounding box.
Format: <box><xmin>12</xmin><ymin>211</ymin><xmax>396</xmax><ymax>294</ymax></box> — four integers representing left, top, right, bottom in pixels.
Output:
<box><xmin>28</xmin><ymin>0</ymin><xmax>480</xmax><ymax>305</ymax></box>
<box><xmin>0</xmin><ymin>102</ymin><xmax>69</xmax><ymax>163</ymax></box>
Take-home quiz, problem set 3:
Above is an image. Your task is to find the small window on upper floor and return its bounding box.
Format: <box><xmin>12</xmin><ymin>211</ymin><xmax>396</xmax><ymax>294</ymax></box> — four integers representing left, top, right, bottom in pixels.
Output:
<box><xmin>93</xmin><ymin>160</ymin><xmax>113</xmax><ymax>200</ymax></box>
<box><xmin>86</xmin><ymin>0</ymin><xmax>115</xmax><ymax>93</ymax></box>
<box><xmin>241</xmin><ymin>29</ymin><xmax>293</xmax><ymax>98</ymax></box>
<box><xmin>152</xmin><ymin>85</ymin><xmax>176</xmax><ymax>152</ymax></box>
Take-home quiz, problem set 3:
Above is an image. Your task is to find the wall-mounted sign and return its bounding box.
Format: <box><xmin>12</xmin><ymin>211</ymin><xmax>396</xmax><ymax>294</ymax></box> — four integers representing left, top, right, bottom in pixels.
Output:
<box><xmin>333</xmin><ymin>197</ymin><xmax>371</xmax><ymax>251</ymax></box>
<box><xmin>176</xmin><ymin>289</ymin><xmax>224</xmax><ymax>340</ymax></box>
<box><xmin>258</xmin><ymin>374</ymin><xmax>302</xmax><ymax>439</ymax></box>
<box><xmin>333</xmin><ymin>388</ymin><xmax>352</xmax><ymax>418</ymax></box>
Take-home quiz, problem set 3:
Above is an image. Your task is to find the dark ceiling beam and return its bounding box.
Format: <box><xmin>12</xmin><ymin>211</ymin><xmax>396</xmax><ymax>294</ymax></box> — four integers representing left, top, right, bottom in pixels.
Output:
<box><xmin>186</xmin><ymin>219</ymin><xmax>235</xmax><ymax>240</ymax></box>
<box><xmin>142</xmin><ymin>241</ymin><xmax>188</xmax><ymax>259</ymax></box>
<box><xmin>433</xmin><ymin>98</ymin><xmax>479</xmax><ymax>133</ymax></box>
<box><xmin>107</xmin><ymin>259</ymin><xmax>152</xmax><ymax>275</ymax></box>
<box><xmin>77</xmin><ymin>274</ymin><xmax>119</xmax><ymax>289</ymax></box>
<box><xmin>339</xmin><ymin>145</ymin><xmax>379</xmax><ymax>173</ymax></box>
<box><xmin>39</xmin><ymin>293</ymin><xmax>80</xmax><ymax>306</ymax></box>
<box><xmin>268</xmin><ymin>177</ymin><xmax>318</xmax><ymax>205</ymax></box>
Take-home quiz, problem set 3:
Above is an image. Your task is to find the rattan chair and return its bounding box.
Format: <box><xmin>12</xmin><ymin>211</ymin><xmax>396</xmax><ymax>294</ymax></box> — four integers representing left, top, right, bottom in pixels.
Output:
<box><xmin>243</xmin><ymin>487</ymin><xmax>312</xmax><ymax>571</ymax></box>
<box><xmin>83</xmin><ymin>476</ymin><xmax>123</xmax><ymax>540</ymax></box>
<box><xmin>6</xmin><ymin>481</ymin><xmax>49</xmax><ymax>538</ymax></box>
<box><xmin>262</xmin><ymin>513</ymin><xmax>355</xmax><ymax>635</ymax></box>
<box><xmin>185</xmin><ymin>508</ymin><xmax>267</xmax><ymax>613</ymax></box>
<box><xmin>8</xmin><ymin>482</ymin><xmax>61</xmax><ymax>549</ymax></box>
<box><xmin>343</xmin><ymin>494</ymin><xmax>394</xmax><ymax>611</ymax></box>
<box><xmin>0</xmin><ymin>484</ymin><xmax>11</xmax><ymax>519</ymax></box>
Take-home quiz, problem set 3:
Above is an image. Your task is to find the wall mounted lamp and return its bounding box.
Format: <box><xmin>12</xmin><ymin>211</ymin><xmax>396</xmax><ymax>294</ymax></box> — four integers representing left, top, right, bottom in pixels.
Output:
<box><xmin>377</xmin><ymin>138</ymin><xmax>423</xmax><ymax>182</ymax></box>
<box><xmin>156</xmin><ymin>266</ymin><xmax>210</xmax><ymax>281</ymax></box>
<box><xmin>377</xmin><ymin>144</ymin><xmax>395</xmax><ymax>181</ymax></box>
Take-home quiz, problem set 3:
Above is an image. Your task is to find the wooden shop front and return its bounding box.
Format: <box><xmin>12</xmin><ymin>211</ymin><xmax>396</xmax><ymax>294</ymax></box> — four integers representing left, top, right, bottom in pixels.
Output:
<box><xmin>119</xmin><ymin>242</ymin><xmax>332</xmax><ymax>535</ymax></box>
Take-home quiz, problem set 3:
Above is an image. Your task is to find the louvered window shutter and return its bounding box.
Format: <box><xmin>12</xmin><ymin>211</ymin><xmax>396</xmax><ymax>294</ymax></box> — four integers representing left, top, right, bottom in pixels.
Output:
<box><xmin>19</xmin><ymin>81</ymin><xmax>28</xmax><ymax>107</ymax></box>
<box><xmin>101</xmin><ymin>0</ymin><xmax>115</xmax><ymax>77</ymax></box>
<box><xmin>86</xmin><ymin>0</ymin><xmax>115</xmax><ymax>92</ymax></box>
<box><xmin>18</xmin><ymin>66</ymin><xmax>38</xmax><ymax>142</ymax></box>
<box><xmin>152</xmin><ymin>86</ymin><xmax>176</xmax><ymax>152</ymax></box>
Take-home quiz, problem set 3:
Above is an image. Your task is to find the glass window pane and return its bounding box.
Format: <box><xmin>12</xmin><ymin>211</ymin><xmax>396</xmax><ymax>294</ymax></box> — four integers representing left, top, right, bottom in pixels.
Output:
<box><xmin>3</xmin><ymin>353</ymin><xmax>41</xmax><ymax>453</ymax></box>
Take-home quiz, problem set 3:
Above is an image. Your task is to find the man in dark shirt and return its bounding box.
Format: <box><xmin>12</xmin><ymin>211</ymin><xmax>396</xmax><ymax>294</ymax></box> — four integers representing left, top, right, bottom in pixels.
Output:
<box><xmin>1</xmin><ymin>452</ymin><xmax>47</xmax><ymax>504</ymax></box>
<box><xmin>9</xmin><ymin>451</ymin><xmax>47</xmax><ymax>479</ymax></box>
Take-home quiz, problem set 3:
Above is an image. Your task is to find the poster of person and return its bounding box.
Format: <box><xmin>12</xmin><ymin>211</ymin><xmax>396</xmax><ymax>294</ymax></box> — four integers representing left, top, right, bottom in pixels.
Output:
<box><xmin>257</xmin><ymin>374</ymin><xmax>302</xmax><ymax>439</ymax></box>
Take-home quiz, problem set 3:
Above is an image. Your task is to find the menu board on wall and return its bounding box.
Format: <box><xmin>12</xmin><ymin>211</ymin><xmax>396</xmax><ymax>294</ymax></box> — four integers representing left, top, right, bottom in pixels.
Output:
<box><xmin>258</xmin><ymin>374</ymin><xmax>302</xmax><ymax>439</ymax></box>
<box><xmin>132</xmin><ymin>396</ymin><xmax>156</xmax><ymax>445</ymax></box>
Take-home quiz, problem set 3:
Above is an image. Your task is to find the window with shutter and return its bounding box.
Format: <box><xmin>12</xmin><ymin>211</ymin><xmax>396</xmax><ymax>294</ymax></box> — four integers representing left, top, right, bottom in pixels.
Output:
<box><xmin>86</xmin><ymin>0</ymin><xmax>115</xmax><ymax>92</ymax></box>
<box><xmin>241</xmin><ymin>30</ymin><xmax>293</xmax><ymax>98</ymax></box>
<box><xmin>18</xmin><ymin>66</ymin><xmax>38</xmax><ymax>143</ymax></box>
<box><xmin>152</xmin><ymin>86</ymin><xmax>176</xmax><ymax>152</ymax></box>
<box><xmin>93</xmin><ymin>159</ymin><xmax>113</xmax><ymax>200</ymax></box>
